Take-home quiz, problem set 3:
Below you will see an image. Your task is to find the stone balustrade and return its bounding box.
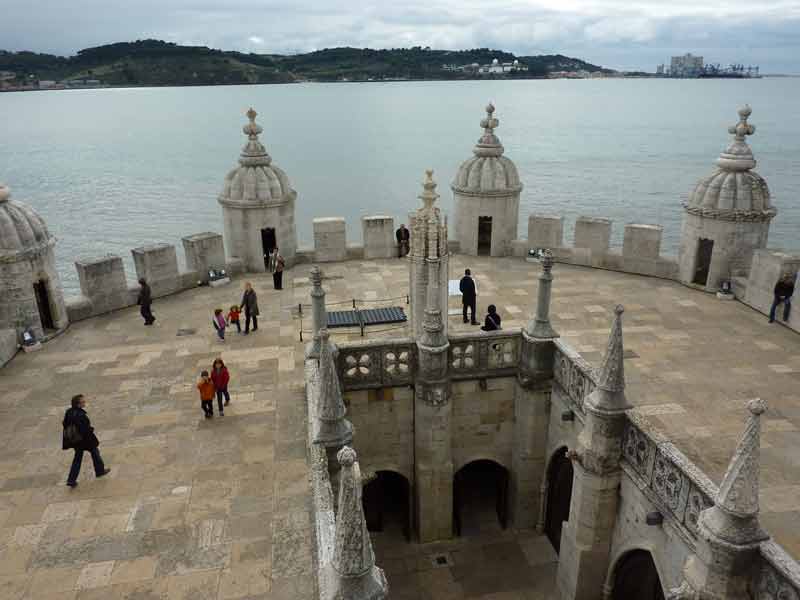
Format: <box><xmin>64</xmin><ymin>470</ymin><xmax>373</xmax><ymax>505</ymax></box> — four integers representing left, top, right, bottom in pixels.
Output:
<box><xmin>336</xmin><ymin>338</ymin><xmax>416</xmax><ymax>391</ymax></box>
<box><xmin>553</xmin><ymin>340</ymin><xmax>596</xmax><ymax>416</ymax></box>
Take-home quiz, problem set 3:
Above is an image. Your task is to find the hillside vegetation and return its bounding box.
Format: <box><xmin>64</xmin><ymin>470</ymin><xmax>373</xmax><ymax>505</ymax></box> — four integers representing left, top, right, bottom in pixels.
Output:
<box><xmin>0</xmin><ymin>39</ymin><xmax>609</xmax><ymax>86</ymax></box>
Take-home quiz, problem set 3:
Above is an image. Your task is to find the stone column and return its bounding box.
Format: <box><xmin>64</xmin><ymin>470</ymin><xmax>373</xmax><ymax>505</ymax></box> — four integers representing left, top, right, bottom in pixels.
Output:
<box><xmin>323</xmin><ymin>446</ymin><xmax>389</xmax><ymax>600</ymax></box>
<box><xmin>313</xmin><ymin>329</ymin><xmax>353</xmax><ymax>501</ymax></box>
<box><xmin>511</xmin><ymin>251</ymin><xmax>560</xmax><ymax>529</ymax></box>
<box><xmin>306</xmin><ymin>265</ymin><xmax>327</xmax><ymax>359</ymax></box>
<box><xmin>557</xmin><ymin>306</ymin><xmax>630</xmax><ymax>600</ymax></box>
<box><xmin>668</xmin><ymin>399</ymin><xmax>769</xmax><ymax>600</ymax></box>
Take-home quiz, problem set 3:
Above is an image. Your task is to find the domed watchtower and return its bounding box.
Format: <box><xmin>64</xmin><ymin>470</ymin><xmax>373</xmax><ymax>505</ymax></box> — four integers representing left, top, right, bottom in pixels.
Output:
<box><xmin>678</xmin><ymin>105</ymin><xmax>776</xmax><ymax>292</ymax></box>
<box><xmin>0</xmin><ymin>182</ymin><xmax>67</xmax><ymax>341</ymax></box>
<box><xmin>218</xmin><ymin>108</ymin><xmax>298</xmax><ymax>272</ymax></box>
<box><xmin>451</xmin><ymin>103</ymin><xmax>522</xmax><ymax>257</ymax></box>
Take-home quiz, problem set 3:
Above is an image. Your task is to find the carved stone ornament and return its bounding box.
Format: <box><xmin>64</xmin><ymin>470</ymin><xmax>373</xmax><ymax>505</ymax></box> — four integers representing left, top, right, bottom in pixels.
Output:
<box><xmin>756</xmin><ymin>561</ymin><xmax>800</xmax><ymax>600</ymax></box>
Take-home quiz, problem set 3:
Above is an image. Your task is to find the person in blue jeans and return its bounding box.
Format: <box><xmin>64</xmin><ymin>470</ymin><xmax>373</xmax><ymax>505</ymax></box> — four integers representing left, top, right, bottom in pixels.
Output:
<box><xmin>62</xmin><ymin>394</ymin><xmax>110</xmax><ymax>487</ymax></box>
<box><xmin>769</xmin><ymin>273</ymin><xmax>795</xmax><ymax>323</ymax></box>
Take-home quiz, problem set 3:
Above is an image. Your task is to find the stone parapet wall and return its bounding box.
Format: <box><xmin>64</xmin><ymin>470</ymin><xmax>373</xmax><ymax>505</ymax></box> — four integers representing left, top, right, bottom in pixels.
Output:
<box><xmin>738</xmin><ymin>249</ymin><xmax>800</xmax><ymax>334</ymax></box>
<box><xmin>66</xmin><ymin>232</ymin><xmax>242</xmax><ymax>323</ymax></box>
<box><xmin>0</xmin><ymin>328</ymin><xmax>16</xmax><ymax>367</ymax></box>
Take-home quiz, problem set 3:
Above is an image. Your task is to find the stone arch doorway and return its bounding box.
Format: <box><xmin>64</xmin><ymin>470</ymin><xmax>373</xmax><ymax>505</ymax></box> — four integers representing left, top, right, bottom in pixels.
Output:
<box><xmin>453</xmin><ymin>459</ymin><xmax>509</xmax><ymax>536</ymax></box>
<box><xmin>33</xmin><ymin>279</ymin><xmax>55</xmax><ymax>331</ymax></box>
<box><xmin>362</xmin><ymin>470</ymin><xmax>412</xmax><ymax>542</ymax></box>
<box><xmin>612</xmin><ymin>550</ymin><xmax>665</xmax><ymax>600</ymax></box>
<box><xmin>544</xmin><ymin>447</ymin><xmax>573</xmax><ymax>554</ymax></box>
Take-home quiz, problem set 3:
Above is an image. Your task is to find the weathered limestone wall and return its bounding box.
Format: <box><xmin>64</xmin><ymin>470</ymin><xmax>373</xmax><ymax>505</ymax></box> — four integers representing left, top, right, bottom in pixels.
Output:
<box><xmin>574</xmin><ymin>217</ymin><xmax>612</xmax><ymax>260</ymax></box>
<box><xmin>132</xmin><ymin>243</ymin><xmax>183</xmax><ymax>297</ymax></box>
<box><xmin>361</xmin><ymin>216</ymin><xmax>396</xmax><ymax>260</ymax></box>
<box><xmin>66</xmin><ymin>234</ymin><xmax>243</xmax><ymax>323</ymax></box>
<box><xmin>182</xmin><ymin>232</ymin><xmax>226</xmax><ymax>283</ymax></box>
<box><xmin>222</xmin><ymin>199</ymin><xmax>298</xmax><ymax>272</ymax></box>
<box><xmin>451</xmin><ymin>378</ymin><xmax>515</xmax><ymax>472</ymax></box>
<box><xmin>528</xmin><ymin>214</ymin><xmax>564</xmax><ymax>250</ymax></box>
<box><xmin>678</xmin><ymin>212</ymin><xmax>770</xmax><ymax>292</ymax></box>
<box><xmin>345</xmin><ymin>386</ymin><xmax>414</xmax><ymax>482</ymax></box>
<box><xmin>739</xmin><ymin>249</ymin><xmax>800</xmax><ymax>333</ymax></box>
<box><xmin>453</xmin><ymin>192</ymin><xmax>520</xmax><ymax>256</ymax></box>
<box><xmin>0</xmin><ymin>328</ymin><xmax>16</xmax><ymax>366</ymax></box>
<box><xmin>313</xmin><ymin>218</ymin><xmax>347</xmax><ymax>263</ymax></box>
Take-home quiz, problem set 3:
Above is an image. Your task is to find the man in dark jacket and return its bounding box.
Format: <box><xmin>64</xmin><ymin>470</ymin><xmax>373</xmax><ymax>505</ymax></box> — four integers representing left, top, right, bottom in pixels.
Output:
<box><xmin>395</xmin><ymin>224</ymin><xmax>410</xmax><ymax>257</ymax></box>
<box><xmin>137</xmin><ymin>278</ymin><xmax>155</xmax><ymax>325</ymax></box>
<box><xmin>63</xmin><ymin>394</ymin><xmax>110</xmax><ymax>487</ymax></box>
<box><xmin>459</xmin><ymin>268</ymin><xmax>478</xmax><ymax>325</ymax></box>
<box><xmin>769</xmin><ymin>272</ymin><xmax>795</xmax><ymax>323</ymax></box>
<box><xmin>240</xmin><ymin>282</ymin><xmax>259</xmax><ymax>334</ymax></box>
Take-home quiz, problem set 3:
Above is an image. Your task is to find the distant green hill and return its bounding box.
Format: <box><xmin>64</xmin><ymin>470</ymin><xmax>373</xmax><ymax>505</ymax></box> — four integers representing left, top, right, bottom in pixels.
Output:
<box><xmin>0</xmin><ymin>39</ymin><xmax>610</xmax><ymax>86</ymax></box>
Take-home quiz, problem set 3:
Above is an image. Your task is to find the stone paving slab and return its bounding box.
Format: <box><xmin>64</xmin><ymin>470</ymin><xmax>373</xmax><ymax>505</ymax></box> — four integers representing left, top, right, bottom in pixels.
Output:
<box><xmin>0</xmin><ymin>255</ymin><xmax>798</xmax><ymax>599</ymax></box>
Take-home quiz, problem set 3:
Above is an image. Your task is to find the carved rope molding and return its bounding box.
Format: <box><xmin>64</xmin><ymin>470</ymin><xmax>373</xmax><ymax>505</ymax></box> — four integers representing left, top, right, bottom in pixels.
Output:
<box><xmin>553</xmin><ymin>340</ymin><xmax>596</xmax><ymax>415</ymax></box>
<box><xmin>757</xmin><ymin>542</ymin><xmax>800</xmax><ymax>599</ymax></box>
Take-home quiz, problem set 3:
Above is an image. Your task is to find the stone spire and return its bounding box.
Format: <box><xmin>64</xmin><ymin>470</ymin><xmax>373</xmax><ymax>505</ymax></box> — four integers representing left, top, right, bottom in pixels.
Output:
<box><xmin>585</xmin><ymin>305</ymin><xmax>630</xmax><ymax>413</ymax></box>
<box><xmin>417</xmin><ymin>171</ymin><xmax>448</xmax><ymax>349</ymax></box>
<box><xmin>307</xmin><ymin>265</ymin><xmax>327</xmax><ymax>359</ymax></box>
<box><xmin>313</xmin><ymin>329</ymin><xmax>353</xmax><ymax>447</ymax></box>
<box><xmin>526</xmin><ymin>250</ymin><xmax>559</xmax><ymax>339</ymax></box>
<box><xmin>474</xmin><ymin>103</ymin><xmax>504</xmax><ymax>158</ymax></box>
<box><xmin>702</xmin><ymin>398</ymin><xmax>768</xmax><ymax>544</ymax></box>
<box><xmin>239</xmin><ymin>107</ymin><xmax>272</xmax><ymax>167</ymax></box>
<box><xmin>325</xmin><ymin>446</ymin><xmax>389</xmax><ymax>600</ymax></box>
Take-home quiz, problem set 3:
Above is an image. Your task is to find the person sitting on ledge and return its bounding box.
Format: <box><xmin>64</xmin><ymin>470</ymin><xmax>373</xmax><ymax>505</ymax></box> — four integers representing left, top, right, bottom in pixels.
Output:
<box><xmin>770</xmin><ymin>272</ymin><xmax>795</xmax><ymax>324</ymax></box>
<box><xmin>481</xmin><ymin>304</ymin><xmax>502</xmax><ymax>331</ymax></box>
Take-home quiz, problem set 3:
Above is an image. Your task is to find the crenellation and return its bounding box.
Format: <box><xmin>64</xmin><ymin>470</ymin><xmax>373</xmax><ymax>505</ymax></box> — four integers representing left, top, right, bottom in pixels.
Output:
<box><xmin>182</xmin><ymin>232</ymin><xmax>226</xmax><ymax>283</ymax></box>
<box><xmin>529</xmin><ymin>214</ymin><xmax>565</xmax><ymax>249</ymax></box>
<box><xmin>361</xmin><ymin>215</ymin><xmax>396</xmax><ymax>259</ymax></box>
<box><xmin>131</xmin><ymin>243</ymin><xmax>181</xmax><ymax>297</ymax></box>
<box><xmin>313</xmin><ymin>217</ymin><xmax>347</xmax><ymax>262</ymax></box>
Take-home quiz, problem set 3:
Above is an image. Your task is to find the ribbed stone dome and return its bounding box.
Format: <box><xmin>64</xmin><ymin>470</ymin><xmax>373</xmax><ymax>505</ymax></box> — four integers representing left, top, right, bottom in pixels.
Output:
<box><xmin>452</xmin><ymin>104</ymin><xmax>522</xmax><ymax>195</ymax></box>
<box><xmin>685</xmin><ymin>106</ymin><xmax>776</xmax><ymax>220</ymax></box>
<box><xmin>219</xmin><ymin>108</ymin><xmax>295</xmax><ymax>205</ymax></box>
<box><xmin>0</xmin><ymin>183</ymin><xmax>54</xmax><ymax>258</ymax></box>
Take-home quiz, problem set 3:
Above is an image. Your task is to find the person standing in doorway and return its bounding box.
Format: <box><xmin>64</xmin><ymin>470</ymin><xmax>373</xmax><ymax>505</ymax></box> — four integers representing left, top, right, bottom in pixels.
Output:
<box><xmin>137</xmin><ymin>278</ymin><xmax>155</xmax><ymax>325</ymax></box>
<box><xmin>269</xmin><ymin>247</ymin><xmax>285</xmax><ymax>290</ymax></box>
<box><xmin>211</xmin><ymin>358</ymin><xmax>231</xmax><ymax>416</ymax></box>
<box><xmin>460</xmin><ymin>268</ymin><xmax>478</xmax><ymax>325</ymax></box>
<box><xmin>769</xmin><ymin>272</ymin><xmax>795</xmax><ymax>323</ymax></box>
<box><xmin>240</xmin><ymin>282</ymin><xmax>259</xmax><ymax>334</ymax></box>
<box><xmin>396</xmin><ymin>224</ymin><xmax>410</xmax><ymax>257</ymax></box>
<box><xmin>63</xmin><ymin>394</ymin><xmax>111</xmax><ymax>487</ymax></box>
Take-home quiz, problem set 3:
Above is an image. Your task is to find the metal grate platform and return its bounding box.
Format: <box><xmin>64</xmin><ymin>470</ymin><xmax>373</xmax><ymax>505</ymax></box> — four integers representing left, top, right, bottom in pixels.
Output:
<box><xmin>327</xmin><ymin>306</ymin><xmax>407</xmax><ymax>329</ymax></box>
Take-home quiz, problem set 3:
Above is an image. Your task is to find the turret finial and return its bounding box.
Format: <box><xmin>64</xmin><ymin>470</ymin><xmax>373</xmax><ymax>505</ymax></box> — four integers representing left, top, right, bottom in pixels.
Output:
<box><xmin>0</xmin><ymin>183</ymin><xmax>9</xmax><ymax>203</ymax></box>
<box><xmin>419</xmin><ymin>169</ymin><xmax>439</xmax><ymax>209</ymax></box>
<box><xmin>729</xmin><ymin>105</ymin><xmax>755</xmax><ymax>141</ymax></box>
<box><xmin>475</xmin><ymin>102</ymin><xmax>503</xmax><ymax>157</ymax></box>
<box><xmin>716</xmin><ymin>104</ymin><xmax>756</xmax><ymax>171</ymax></box>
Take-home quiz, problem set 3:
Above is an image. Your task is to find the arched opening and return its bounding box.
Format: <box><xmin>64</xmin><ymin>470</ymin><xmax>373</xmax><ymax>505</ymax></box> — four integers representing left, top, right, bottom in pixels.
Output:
<box><xmin>260</xmin><ymin>227</ymin><xmax>276</xmax><ymax>271</ymax></box>
<box><xmin>453</xmin><ymin>459</ymin><xmax>508</xmax><ymax>536</ymax></box>
<box><xmin>33</xmin><ymin>279</ymin><xmax>55</xmax><ymax>331</ymax></box>
<box><xmin>612</xmin><ymin>550</ymin><xmax>665</xmax><ymax>600</ymax></box>
<box><xmin>545</xmin><ymin>447</ymin><xmax>573</xmax><ymax>554</ymax></box>
<box><xmin>362</xmin><ymin>470</ymin><xmax>411</xmax><ymax>542</ymax></box>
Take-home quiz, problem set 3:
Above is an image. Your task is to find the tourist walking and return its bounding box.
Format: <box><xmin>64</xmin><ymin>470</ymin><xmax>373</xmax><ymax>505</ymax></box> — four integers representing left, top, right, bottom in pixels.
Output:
<box><xmin>269</xmin><ymin>247</ymin><xmax>285</xmax><ymax>290</ymax></box>
<box><xmin>137</xmin><ymin>278</ymin><xmax>155</xmax><ymax>325</ymax></box>
<box><xmin>211</xmin><ymin>358</ymin><xmax>231</xmax><ymax>416</ymax></box>
<box><xmin>63</xmin><ymin>394</ymin><xmax>110</xmax><ymax>487</ymax></box>
<box><xmin>769</xmin><ymin>272</ymin><xmax>795</xmax><ymax>323</ymax></box>
<box><xmin>460</xmin><ymin>268</ymin><xmax>478</xmax><ymax>325</ymax></box>
<box><xmin>212</xmin><ymin>308</ymin><xmax>226</xmax><ymax>342</ymax></box>
<box><xmin>227</xmin><ymin>305</ymin><xmax>242</xmax><ymax>333</ymax></box>
<box><xmin>396</xmin><ymin>224</ymin><xmax>410</xmax><ymax>257</ymax></box>
<box><xmin>197</xmin><ymin>370</ymin><xmax>216</xmax><ymax>418</ymax></box>
<box><xmin>240</xmin><ymin>282</ymin><xmax>259</xmax><ymax>334</ymax></box>
<box><xmin>481</xmin><ymin>304</ymin><xmax>502</xmax><ymax>331</ymax></box>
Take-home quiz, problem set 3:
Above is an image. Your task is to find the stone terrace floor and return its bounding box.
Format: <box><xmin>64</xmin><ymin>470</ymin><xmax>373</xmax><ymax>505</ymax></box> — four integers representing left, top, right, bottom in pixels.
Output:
<box><xmin>0</xmin><ymin>255</ymin><xmax>798</xmax><ymax>599</ymax></box>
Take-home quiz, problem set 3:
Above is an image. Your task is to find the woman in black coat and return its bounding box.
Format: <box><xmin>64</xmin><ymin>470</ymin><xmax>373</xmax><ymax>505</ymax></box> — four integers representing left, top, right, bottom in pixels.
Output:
<box><xmin>63</xmin><ymin>394</ymin><xmax>110</xmax><ymax>487</ymax></box>
<box><xmin>240</xmin><ymin>282</ymin><xmax>260</xmax><ymax>334</ymax></box>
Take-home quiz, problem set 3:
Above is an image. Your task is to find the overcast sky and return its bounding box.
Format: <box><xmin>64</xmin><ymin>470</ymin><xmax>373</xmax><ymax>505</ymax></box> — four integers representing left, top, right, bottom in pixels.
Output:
<box><xmin>4</xmin><ymin>0</ymin><xmax>800</xmax><ymax>73</ymax></box>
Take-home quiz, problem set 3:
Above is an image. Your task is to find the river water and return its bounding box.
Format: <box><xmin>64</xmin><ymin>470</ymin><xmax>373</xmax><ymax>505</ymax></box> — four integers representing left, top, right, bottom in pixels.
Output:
<box><xmin>1</xmin><ymin>78</ymin><xmax>798</xmax><ymax>294</ymax></box>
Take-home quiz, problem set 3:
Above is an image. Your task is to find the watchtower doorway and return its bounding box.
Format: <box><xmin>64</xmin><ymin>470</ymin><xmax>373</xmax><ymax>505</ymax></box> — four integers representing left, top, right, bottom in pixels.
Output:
<box><xmin>545</xmin><ymin>448</ymin><xmax>573</xmax><ymax>554</ymax></box>
<box><xmin>612</xmin><ymin>550</ymin><xmax>665</xmax><ymax>600</ymax></box>
<box><xmin>362</xmin><ymin>470</ymin><xmax>412</xmax><ymax>542</ymax></box>
<box><xmin>692</xmin><ymin>238</ymin><xmax>714</xmax><ymax>286</ymax></box>
<box><xmin>477</xmin><ymin>216</ymin><xmax>492</xmax><ymax>256</ymax></box>
<box><xmin>453</xmin><ymin>459</ymin><xmax>508</xmax><ymax>536</ymax></box>
<box><xmin>33</xmin><ymin>280</ymin><xmax>55</xmax><ymax>331</ymax></box>
<box><xmin>261</xmin><ymin>227</ymin><xmax>276</xmax><ymax>271</ymax></box>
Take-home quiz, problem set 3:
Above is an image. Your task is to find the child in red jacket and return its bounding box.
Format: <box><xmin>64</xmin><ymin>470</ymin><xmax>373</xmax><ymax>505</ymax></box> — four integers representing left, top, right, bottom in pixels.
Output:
<box><xmin>210</xmin><ymin>358</ymin><xmax>230</xmax><ymax>416</ymax></box>
<box><xmin>227</xmin><ymin>305</ymin><xmax>241</xmax><ymax>334</ymax></box>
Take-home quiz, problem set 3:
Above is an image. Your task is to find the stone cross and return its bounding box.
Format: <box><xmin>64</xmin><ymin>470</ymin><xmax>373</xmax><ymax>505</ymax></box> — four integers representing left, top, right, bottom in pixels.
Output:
<box><xmin>729</xmin><ymin>104</ymin><xmax>755</xmax><ymax>142</ymax></box>
<box><xmin>480</xmin><ymin>102</ymin><xmax>499</xmax><ymax>135</ymax></box>
<box><xmin>527</xmin><ymin>249</ymin><xmax>559</xmax><ymax>339</ymax></box>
